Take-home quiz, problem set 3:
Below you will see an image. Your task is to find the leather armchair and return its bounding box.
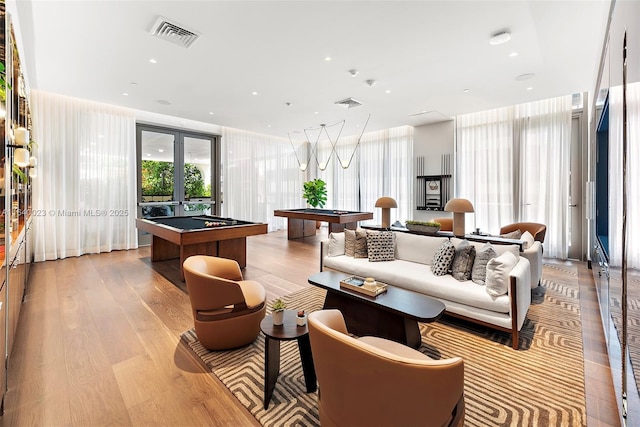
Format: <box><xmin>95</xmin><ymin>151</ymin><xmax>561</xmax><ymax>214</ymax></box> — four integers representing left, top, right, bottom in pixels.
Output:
<box><xmin>308</xmin><ymin>309</ymin><xmax>465</xmax><ymax>427</ymax></box>
<box><xmin>433</xmin><ymin>217</ymin><xmax>453</xmax><ymax>232</ymax></box>
<box><xmin>499</xmin><ymin>222</ymin><xmax>546</xmax><ymax>243</ymax></box>
<box><xmin>183</xmin><ymin>255</ymin><xmax>266</xmax><ymax>350</ymax></box>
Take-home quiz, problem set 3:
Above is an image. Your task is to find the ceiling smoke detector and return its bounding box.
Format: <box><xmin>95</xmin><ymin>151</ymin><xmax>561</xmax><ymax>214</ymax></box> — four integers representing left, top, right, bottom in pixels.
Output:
<box><xmin>334</xmin><ymin>97</ymin><xmax>363</xmax><ymax>109</ymax></box>
<box><xmin>149</xmin><ymin>16</ymin><xmax>201</xmax><ymax>48</ymax></box>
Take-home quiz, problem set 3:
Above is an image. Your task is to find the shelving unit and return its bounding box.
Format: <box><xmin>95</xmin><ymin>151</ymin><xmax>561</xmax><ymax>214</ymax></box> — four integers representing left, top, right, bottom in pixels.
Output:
<box><xmin>0</xmin><ymin>6</ymin><xmax>34</xmax><ymax>413</ymax></box>
<box><xmin>415</xmin><ymin>154</ymin><xmax>452</xmax><ymax>211</ymax></box>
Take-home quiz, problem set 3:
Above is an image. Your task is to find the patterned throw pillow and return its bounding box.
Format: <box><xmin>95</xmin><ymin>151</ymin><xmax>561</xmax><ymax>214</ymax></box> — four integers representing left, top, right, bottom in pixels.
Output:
<box><xmin>451</xmin><ymin>240</ymin><xmax>476</xmax><ymax>281</ymax></box>
<box><xmin>471</xmin><ymin>243</ymin><xmax>498</xmax><ymax>285</ymax></box>
<box><xmin>431</xmin><ymin>240</ymin><xmax>456</xmax><ymax>276</ymax></box>
<box><xmin>366</xmin><ymin>231</ymin><xmax>395</xmax><ymax>262</ymax></box>
<box><xmin>354</xmin><ymin>229</ymin><xmax>369</xmax><ymax>258</ymax></box>
<box><xmin>345</xmin><ymin>229</ymin><xmax>356</xmax><ymax>257</ymax></box>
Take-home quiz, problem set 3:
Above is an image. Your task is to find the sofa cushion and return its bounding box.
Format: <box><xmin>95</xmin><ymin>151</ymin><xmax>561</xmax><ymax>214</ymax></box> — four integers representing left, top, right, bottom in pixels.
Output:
<box><xmin>354</xmin><ymin>229</ymin><xmax>368</xmax><ymax>258</ymax></box>
<box><xmin>431</xmin><ymin>240</ymin><xmax>456</xmax><ymax>276</ymax></box>
<box><xmin>486</xmin><ymin>251</ymin><xmax>519</xmax><ymax>297</ymax></box>
<box><xmin>328</xmin><ymin>232</ymin><xmax>345</xmax><ymax>257</ymax></box>
<box><xmin>521</xmin><ymin>231</ymin><xmax>535</xmax><ymax>249</ymax></box>
<box><xmin>322</xmin><ymin>256</ymin><xmax>512</xmax><ymax>314</ymax></box>
<box><xmin>395</xmin><ymin>232</ymin><xmax>449</xmax><ymax>265</ymax></box>
<box><xmin>471</xmin><ymin>243</ymin><xmax>498</xmax><ymax>285</ymax></box>
<box><xmin>451</xmin><ymin>237</ymin><xmax>520</xmax><ymax>257</ymax></box>
<box><xmin>451</xmin><ymin>240</ymin><xmax>476</xmax><ymax>281</ymax></box>
<box><xmin>345</xmin><ymin>229</ymin><xmax>356</xmax><ymax>257</ymax></box>
<box><xmin>500</xmin><ymin>229</ymin><xmax>522</xmax><ymax>239</ymax></box>
<box><xmin>366</xmin><ymin>231</ymin><xmax>395</xmax><ymax>262</ymax></box>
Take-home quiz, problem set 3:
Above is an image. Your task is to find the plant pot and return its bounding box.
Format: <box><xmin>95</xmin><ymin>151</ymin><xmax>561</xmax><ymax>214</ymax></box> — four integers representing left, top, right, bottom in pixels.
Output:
<box><xmin>296</xmin><ymin>314</ymin><xmax>307</xmax><ymax>326</ymax></box>
<box><xmin>272</xmin><ymin>310</ymin><xmax>284</xmax><ymax>325</ymax></box>
<box><xmin>406</xmin><ymin>224</ymin><xmax>441</xmax><ymax>235</ymax></box>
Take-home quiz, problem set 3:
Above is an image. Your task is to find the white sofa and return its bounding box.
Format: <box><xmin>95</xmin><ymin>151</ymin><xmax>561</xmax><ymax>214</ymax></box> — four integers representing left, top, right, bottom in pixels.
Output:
<box><xmin>320</xmin><ymin>231</ymin><xmax>532</xmax><ymax>350</ymax></box>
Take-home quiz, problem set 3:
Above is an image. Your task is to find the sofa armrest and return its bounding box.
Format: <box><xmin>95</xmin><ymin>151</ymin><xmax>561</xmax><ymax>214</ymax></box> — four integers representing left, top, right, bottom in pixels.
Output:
<box><xmin>521</xmin><ymin>241</ymin><xmax>542</xmax><ymax>288</ymax></box>
<box><xmin>320</xmin><ymin>239</ymin><xmax>330</xmax><ymax>271</ymax></box>
<box><xmin>509</xmin><ymin>257</ymin><xmax>532</xmax><ymax>332</ymax></box>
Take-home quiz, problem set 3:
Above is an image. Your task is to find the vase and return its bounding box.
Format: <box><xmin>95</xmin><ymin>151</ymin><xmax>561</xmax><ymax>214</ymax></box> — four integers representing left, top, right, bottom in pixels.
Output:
<box><xmin>296</xmin><ymin>314</ymin><xmax>307</xmax><ymax>326</ymax></box>
<box><xmin>272</xmin><ymin>310</ymin><xmax>284</xmax><ymax>325</ymax></box>
<box><xmin>406</xmin><ymin>224</ymin><xmax>441</xmax><ymax>235</ymax></box>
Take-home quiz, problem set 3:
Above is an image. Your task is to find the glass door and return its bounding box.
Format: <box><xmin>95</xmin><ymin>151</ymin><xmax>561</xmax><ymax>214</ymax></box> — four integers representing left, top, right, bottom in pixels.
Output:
<box><xmin>136</xmin><ymin>124</ymin><xmax>219</xmax><ymax>243</ymax></box>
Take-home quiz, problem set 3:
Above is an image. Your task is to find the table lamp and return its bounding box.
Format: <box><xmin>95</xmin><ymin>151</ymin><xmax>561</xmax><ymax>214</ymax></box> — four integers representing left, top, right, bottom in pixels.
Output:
<box><xmin>444</xmin><ymin>198</ymin><xmax>474</xmax><ymax>237</ymax></box>
<box><xmin>375</xmin><ymin>197</ymin><xmax>397</xmax><ymax>228</ymax></box>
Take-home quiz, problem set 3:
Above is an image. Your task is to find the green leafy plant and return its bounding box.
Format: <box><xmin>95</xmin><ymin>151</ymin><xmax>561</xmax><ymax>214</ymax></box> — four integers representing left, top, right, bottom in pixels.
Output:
<box><xmin>271</xmin><ymin>298</ymin><xmax>287</xmax><ymax>312</ymax></box>
<box><xmin>405</xmin><ymin>220</ymin><xmax>441</xmax><ymax>227</ymax></box>
<box><xmin>302</xmin><ymin>178</ymin><xmax>327</xmax><ymax>208</ymax></box>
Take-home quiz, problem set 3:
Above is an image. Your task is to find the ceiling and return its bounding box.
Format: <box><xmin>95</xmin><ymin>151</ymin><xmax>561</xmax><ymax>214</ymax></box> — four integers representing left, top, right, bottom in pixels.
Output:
<box><xmin>13</xmin><ymin>1</ymin><xmax>611</xmax><ymax>139</ymax></box>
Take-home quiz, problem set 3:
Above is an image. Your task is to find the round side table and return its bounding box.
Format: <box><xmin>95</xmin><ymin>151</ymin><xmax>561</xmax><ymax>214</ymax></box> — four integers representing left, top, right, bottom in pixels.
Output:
<box><xmin>260</xmin><ymin>310</ymin><xmax>317</xmax><ymax>409</ymax></box>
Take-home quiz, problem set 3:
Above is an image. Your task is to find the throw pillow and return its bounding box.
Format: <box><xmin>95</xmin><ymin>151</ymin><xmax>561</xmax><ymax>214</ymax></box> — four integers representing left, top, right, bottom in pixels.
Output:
<box><xmin>521</xmin><ymin>231</ymin><xmax>535</xmax><ymax>250</ymax></box>
<box><xmin>471</xmin><ymin>243</ymin><xmax>498</xmax><ymax>285</ymax></box>
<box><xmin>328</xmin><ymin>232</ymin><xmax>345</xmax><ymax>257</ymax></box>
<box><xmin>430</xmin><ymin>240</ymin><xmax>456</xmax><ymax>276</ymax></box>
<box><xmin>500</xmin><ymin>229</ymin><xmax>522</xmax><ymax>239</ymax></box>
<box><xmin>366</xmin><ymin>231</ymin><xmax>395</xmax><ymax>262</ymax></box>
<box><xmin>354</xmin><ymin>229</ymin><xmax>369</xmax><ymax>258</ymax></box>
<box><xmin>345</xmin><ymin>229</ymin><xmax>356</xmax><ymax>257</ymax></box>
<box><xmin>485</xmin><ymin>251</ymin><xmax>519</xmax><ymax>297</ymax></box>
<box><xmin>451</xmin><ymin>240</ymin><xmax>476</xmax><ymax>281</ymax></box>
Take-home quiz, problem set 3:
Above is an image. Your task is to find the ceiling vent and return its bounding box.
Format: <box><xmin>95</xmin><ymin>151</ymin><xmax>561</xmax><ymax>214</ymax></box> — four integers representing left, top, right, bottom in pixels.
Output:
<box><xmin>334</xmin><ymin>97</ymin><xmax>363</xmax><ymax>109</ymax></box>
<box><xmin>149</xmin><ymin>16</ymin><xmax>201</xmax><ymax>48</ymax></box>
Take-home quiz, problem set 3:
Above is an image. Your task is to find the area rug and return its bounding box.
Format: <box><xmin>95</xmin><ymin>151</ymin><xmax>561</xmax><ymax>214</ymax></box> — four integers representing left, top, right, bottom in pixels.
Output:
<box><xmin>181</xmin><ymin>264</ymin><xmax>586</xmax><ymax>426</ymax></box>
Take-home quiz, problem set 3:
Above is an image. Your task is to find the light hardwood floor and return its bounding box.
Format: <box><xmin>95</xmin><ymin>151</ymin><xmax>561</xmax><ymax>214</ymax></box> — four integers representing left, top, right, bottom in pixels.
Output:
<box><xmin>0</xmin><ymin>229</ymin><xmax>620</xmax><ymax>426</ymax></box>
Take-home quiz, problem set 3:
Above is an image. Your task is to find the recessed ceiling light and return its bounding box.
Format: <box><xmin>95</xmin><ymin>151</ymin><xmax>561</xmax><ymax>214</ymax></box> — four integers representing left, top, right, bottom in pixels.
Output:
<box><xmin>314</xmin><ymin>111</ymin><xmax>319</xmax><ymax>115</ymax></box>
<box><xmin>158</xmin><ymin>149</ymin><xmax>164</xmax><ymax>153</ymax></box>
<box><xmin>285</xmin><ymin>102</ymin><xmax>293</xmax><ymax>107</ymax></box>
<box><xmin>122</xmin><ymin>92</ymin><xmax>129</xmax><ymax>96</ymax></box>
<box><xmin>489</xmin><ymin>31</ymin><xmax>511</xmax><ymax>45</ymax></box>
<box><xmin>149</xmin><ymin>59</ymin><xmax>157</xmax><ymax>64</ymax></box>
<box><xmin>516</xmin><ymin>73</ymin><xmax>535</xmax><ymax>81</ymax></box>
<box><xmin>209</xmin><ymin>112</ymin><xmax>214</xmax><ymax>115</ymax></box>
<box><xmin>348</xmin><ymin>69</ymin><xmax>359</xmax><ymax>77</ymax></box>
<box><xmin>157</xmin><ymin>99</ymin><xmax>172</xmax><ymax>105</ymax></box>
<box><xmin>526</xmin><ymin>87</ymin><xmax>534</xmax><ymax>91</ymax></box>
<box><xmin>130</xmin><ymin>82</ymin><xmax>138</xmax><ymax>86</ymax></box>
<box><xmin>324</xmin><ymin>56</ymin><xmax>332</xmax><ymax>62</ymax></box>
<box><xmin>364</xmin><ymin>79</ymin><xmax>376</xmax><ymax>87</ymax></box>
<box><xmin>385</xmin><ymin>90</ymin><xmax>391</xmax><ymax>94</ymax></box>
<box><xmin>509</xmin><ymin>52</ymin><xmax>519</xmax><ymax>57</ymax></box>
<box><xmin>267</xmin><ymin>125</ymin><xmax>272</xmax><ymax>128</ymax></box>
<box><xmin>252</xmin><ymin>91</ymin><xmax>258</xmax><ymax>95</ymax></box>
<box><xmin>463</xmin><ymin>89</ymin><xmax>470</xmax><ymax>93</ymax></box>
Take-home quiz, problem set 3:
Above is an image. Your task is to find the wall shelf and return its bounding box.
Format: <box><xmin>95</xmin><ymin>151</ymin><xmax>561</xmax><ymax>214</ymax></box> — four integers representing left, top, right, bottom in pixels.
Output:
<box><xmin>416</xmin><ymin>174</ymin><xmax>451</xmax><ymax>211</ymax></box>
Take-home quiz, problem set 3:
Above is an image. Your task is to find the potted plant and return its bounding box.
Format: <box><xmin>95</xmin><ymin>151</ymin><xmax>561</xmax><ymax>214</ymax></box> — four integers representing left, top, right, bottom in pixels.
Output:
<box><xmin>302</xmin><ymin>179</ymin><xmax>327</xmax><ymax>209</ymax></box>
<box><xmin>405</xmin><ymin>220</ymin><xmax>441</xmax><ymax>235</ymax></box>
<box><xmin>271</xmin><ymin>298</ymin><xmax>287</xmax><ymax>325</ymax></box>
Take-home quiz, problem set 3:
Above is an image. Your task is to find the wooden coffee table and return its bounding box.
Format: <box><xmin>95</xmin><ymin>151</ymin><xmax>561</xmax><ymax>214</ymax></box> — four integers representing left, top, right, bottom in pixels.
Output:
<box><xmin>308</xmin><ymin>271</ymin><xmax>445</xmax><ymax>349</ymax></box>
<box><xmin>260</xmin><ymin>310</ymin><xmax>316</xmax><ymax>409</ymax></box>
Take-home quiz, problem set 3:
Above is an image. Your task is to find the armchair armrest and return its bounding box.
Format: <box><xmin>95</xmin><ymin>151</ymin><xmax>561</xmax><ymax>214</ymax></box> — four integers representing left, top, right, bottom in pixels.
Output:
<box><xmin>509</xmin><ymin>257</ymin><xmax>532</xmax><ymax>332</ymax></box>
<box><xmin>521</xmin><ymin>241</ymin><xmax>543</xmax><ymax>288</ymax></box>
<box><xmin>320</xmin><ymin>239</ymin><xmax>330</xmax><ymax>271</ymax></box>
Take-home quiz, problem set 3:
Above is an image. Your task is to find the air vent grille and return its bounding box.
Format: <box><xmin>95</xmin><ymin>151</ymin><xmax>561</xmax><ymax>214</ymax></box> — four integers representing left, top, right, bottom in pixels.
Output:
<box><xmin>334</xmin><ymin>97</ymin><xmax>363</xmax><ymax>109</ymax></box>
<box><xmin>149</xmin><ymin>16</ymin><xmax>201</xmax><ymax>48</ymax></box>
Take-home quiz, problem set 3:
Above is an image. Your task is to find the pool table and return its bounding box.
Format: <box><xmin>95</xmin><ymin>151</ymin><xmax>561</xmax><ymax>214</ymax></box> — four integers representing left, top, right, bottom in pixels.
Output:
<box><xmin>273</xmin><ymin>208</ymin><xmax>373</xmax><ymax>239</ymax></box>
<box><xmin>136</xmin><ymin>215</ymin><xmax>268</xmax><ymax>280</ymax></box>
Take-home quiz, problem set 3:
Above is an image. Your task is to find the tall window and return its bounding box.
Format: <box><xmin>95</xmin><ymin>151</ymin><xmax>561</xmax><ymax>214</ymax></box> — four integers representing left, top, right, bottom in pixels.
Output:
<box><xmin>456</xmin><ymin>95</ymin><xmax>572</xmax><ymax>259</ymax></box>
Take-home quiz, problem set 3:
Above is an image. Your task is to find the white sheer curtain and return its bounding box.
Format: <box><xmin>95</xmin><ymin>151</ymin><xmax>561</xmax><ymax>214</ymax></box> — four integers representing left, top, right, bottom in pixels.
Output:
<box><xmin>221</xmin><ymin>127</ymin><xmax>302</xmax><ymax>231</ymax></box>
<box><xmin>609</xmin><ymin>82</ymin><xmax>640</xmax><ymax>268</ymax></box>
<box><xmin>456</xmin><ymin>95</ymin><xmax>572</xmax><ymax>258</ymax></box>
<box><xmin>517</xmin><ymin>96</ymin><xmax>572</xmax><ymax>258</ymax></box>
<box><xmin>456</xmin><ymin>107</ymin><xmax>515</xmax><ymax>234</ymax></box>
<box><xmin>30</xmin><ymin>90</ymin><xmax>137</xmax><ymax>261</ymax></box>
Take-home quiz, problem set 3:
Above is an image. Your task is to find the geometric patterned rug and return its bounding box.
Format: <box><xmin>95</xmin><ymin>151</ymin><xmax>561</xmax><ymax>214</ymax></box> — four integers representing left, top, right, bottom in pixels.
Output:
<box><xmin>180</xmin><ymin>264</ymin><xmax>586</xmax><ymax>427</ymax></box>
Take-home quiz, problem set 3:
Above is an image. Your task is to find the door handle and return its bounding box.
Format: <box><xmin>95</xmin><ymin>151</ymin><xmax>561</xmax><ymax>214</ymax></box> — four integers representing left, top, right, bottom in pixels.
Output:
<box><xmin>569</xmin><ymin>204</ymin><xmax>577</xmax><ymax>207</ymax></box>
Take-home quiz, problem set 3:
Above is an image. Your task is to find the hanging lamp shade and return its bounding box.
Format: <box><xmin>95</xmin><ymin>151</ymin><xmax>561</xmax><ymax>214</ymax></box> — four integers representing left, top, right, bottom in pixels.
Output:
<box><xmin>14</xmin><ymin>148</ymin><xmax>30</xmax><ymax>167</ymax></box>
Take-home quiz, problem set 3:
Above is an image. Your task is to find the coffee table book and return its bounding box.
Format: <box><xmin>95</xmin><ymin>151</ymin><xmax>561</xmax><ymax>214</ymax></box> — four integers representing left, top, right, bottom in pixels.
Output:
<box><xmin>339</xmin><ymin>276</ymin><xmax>388</xmax><ymax>297</ymax></box>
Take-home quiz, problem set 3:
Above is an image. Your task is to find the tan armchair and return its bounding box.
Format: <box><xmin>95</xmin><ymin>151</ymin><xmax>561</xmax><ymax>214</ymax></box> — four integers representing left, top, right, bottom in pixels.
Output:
<box><xmin>308</xmin><ymin>309</ymin><xmax>465</xmax><ymax>427</ymax></box>
<box><xmin>433</xmin><ymin>217</ymin><xmax>453</xmax><ymax>232</ymax></box>
<box><xmin>499</xmin><ymin>222</ymin><xmax>546</xmax><ymax>243</ymax></box>
<box><xmin>183</xmin><ymin>255</ymin><xmax>266</xmax><ymax>350</ymax></box>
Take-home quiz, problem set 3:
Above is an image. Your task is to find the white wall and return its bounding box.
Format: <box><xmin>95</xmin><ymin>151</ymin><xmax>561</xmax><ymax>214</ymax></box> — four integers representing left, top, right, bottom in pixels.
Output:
<box><xmin>412</xmin><ymin>120</ymin><xmax>454</xmax><ymax>222</ymax></box>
